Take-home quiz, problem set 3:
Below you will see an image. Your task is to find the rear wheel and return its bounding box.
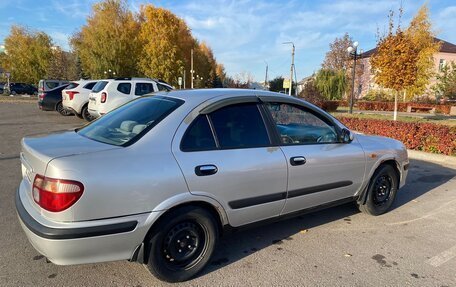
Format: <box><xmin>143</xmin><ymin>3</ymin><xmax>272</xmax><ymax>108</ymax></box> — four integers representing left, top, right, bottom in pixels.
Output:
<box><xmin>56</xmin><ymin>102</ymin><xmax>72</xmax><ymax>116</ymax></box>
<box><xmin>358</xmin><ymin>164</ymin><xmax>398</xmax><ymax>216</ymax></box>
<box><xmin>145</xmin><ymin>206</ymin><xmax>218</xmax><ymax>282</ymax></box>
<box><xmin>81</xmin><ymin>104</ymin><xmax>95</xmax><ymax>122</ymax></box>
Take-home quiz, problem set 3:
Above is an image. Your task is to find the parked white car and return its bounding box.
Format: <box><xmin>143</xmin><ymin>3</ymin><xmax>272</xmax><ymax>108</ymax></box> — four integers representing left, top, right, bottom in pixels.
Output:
<box><xmin>88</xmin><ymin>78</ymin><xmax>173</xmax><ymax>118</ymax></box>
<box><xmin>62</xmin><ymin>80</ymin><xmax>98</xmax><ymax>121</ymax></box>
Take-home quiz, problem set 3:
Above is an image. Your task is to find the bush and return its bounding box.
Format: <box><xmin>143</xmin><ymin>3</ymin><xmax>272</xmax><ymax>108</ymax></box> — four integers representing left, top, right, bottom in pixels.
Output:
<box><xmin>320</xmin><ymin>101</ymin><xmax>339</xmax><ymax>112</ymax></box>
<box><xmin>337</xmin><ymin>116</ymin><xmax>456</xmax><ymax>155</ymax></box>
<box><xmin>363</xmin><ymin>90</ymin><xmax>395</xmax><ymax>102</ymax></box>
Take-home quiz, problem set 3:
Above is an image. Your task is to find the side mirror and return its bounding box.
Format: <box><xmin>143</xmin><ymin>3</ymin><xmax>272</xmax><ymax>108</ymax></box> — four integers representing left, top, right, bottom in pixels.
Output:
<box><xmin>341</xmin><ymin>128</ymin><xmax>354</xmax><ymax>143</ymax></box>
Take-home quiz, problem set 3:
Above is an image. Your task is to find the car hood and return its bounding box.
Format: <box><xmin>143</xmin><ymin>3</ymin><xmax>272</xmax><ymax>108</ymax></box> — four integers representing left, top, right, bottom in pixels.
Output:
<box><xmin>21</xmin><ymin>130</ymin><xmax>120</xmax><ymax>175</ymax></box>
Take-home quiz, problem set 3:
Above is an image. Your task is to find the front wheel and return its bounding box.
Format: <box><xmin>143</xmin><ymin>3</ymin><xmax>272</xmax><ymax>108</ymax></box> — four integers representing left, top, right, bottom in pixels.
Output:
<box><xmin>146</xmin><ymin>206</ymin><xmax>218</xmax><ymax>282</ymax></box>
<box><xmin>358</xmin><ymin>164</ymin><xmax>399</xmax><ymax>216</ymax></box>
<box><xmin>56</xmin><ymin>102</ymin><xmax>72</xmax><ymax>116</ymax></box>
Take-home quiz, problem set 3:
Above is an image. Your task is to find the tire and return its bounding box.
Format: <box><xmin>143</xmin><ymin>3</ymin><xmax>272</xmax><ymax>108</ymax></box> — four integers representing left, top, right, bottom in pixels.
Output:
<box><xmin>11</xmin><ymin>90</ymin><xmax>16</xmax><ymax>95</ymax></box>
<box><xmin>145</xmin><ymin>206</ymin><xmax>218</xmax><ymax>282</ymax></box>
<box><xmin>81</xmin><ymin>104</ymin><xmax>95</xmax><ymax>122</ymax></box>
<box><xmin>56</xmin><ymin>102</ymin><xmax>72</xmax><ymax>116</ymax></box>
<box><xmin>358</xmin><ymin>164</ymin><xmax>399</xmax><ymax>216</ymax></box>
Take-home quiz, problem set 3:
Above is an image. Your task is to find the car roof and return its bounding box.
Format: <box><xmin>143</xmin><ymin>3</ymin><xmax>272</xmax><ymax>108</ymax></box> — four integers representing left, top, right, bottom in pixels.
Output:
<box><xmin>163</xmin><ymin>88</ymin><xmax>294</xmax><ymax>105</ymax></box>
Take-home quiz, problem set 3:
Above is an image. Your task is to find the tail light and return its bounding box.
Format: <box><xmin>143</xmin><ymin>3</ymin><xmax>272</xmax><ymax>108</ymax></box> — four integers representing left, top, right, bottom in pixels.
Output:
<box><xmin>66</xmin><ymin>91</ymin><xmax>79</xmax><ymax>100</ymax></box>
<box><xmin>101</xmin><ymin>92</ymin><xmax>107</xmax><ymax>103</ymax></box>
<box><xmin>39</xmin><ymin>92</ymin><xmax>46</xmax><ymax>100</ymax></box>
<box><xmin>32</xmin><ymin>174</ymin><xmax>84</xmax><ymax>212</ymax></box>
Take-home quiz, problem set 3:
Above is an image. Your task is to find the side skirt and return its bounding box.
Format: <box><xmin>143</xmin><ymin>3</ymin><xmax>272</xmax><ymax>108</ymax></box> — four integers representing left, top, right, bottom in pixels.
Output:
<box><xmin>223</xmin><ymin>196</ymin><xmax>357</xmax><ymax>234</ymax></box>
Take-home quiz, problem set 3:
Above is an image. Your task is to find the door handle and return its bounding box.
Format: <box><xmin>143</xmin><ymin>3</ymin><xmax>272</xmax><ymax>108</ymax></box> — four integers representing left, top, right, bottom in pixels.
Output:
<box><xmin>195</xmin><ymin>165</ymin><xmax>218</xmax><ymax>176</ymax></box>
<box><xmin>290</xmin><ymin>156</ymin><xmax>306</xmax><ymax>166</ymax></box>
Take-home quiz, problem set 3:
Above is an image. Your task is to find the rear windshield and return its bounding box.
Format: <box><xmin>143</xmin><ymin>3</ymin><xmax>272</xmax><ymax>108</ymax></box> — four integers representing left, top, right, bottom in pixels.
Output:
<box><xmin>64</xmin><ymin>82</ymin><xmax>79</xmax><ymax>90</ymax></box>
<box><xmin>92</xmin><ymin>81</ymin><xmax>109</xmax><ymax>93</ymax></box>
<box><xmin>77</xmin><ymin>96</ymin><xmax>184</xmax><ymax>146</ymax></box>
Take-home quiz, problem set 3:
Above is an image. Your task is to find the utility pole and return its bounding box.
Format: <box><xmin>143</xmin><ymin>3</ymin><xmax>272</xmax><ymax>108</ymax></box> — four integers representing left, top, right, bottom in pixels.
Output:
<box><xmin>190</xmin><ymin>49</ymin><xmax>194</xmax><ymax>89</ymax></box>
<box><xmin>183</xmin><ymin>69</ymin><xmax>186</xmax><ymax>89</ymax></box>
<box><xmin>283</xmin><ymin>42</ymin><xmax>295</xmax><ymax>96</ymax></box>
<box><xmin>264</xmin><ymin>61</ymin><xmax>268</xmax><ymax>90</ymax></box>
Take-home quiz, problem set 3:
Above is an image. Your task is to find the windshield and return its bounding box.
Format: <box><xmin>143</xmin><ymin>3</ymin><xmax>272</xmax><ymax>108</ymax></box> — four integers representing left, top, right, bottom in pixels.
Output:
<box><xmin>77</xmin><ymin>96</ymin><xmax>184</xmax><ymax>146</ymax></box>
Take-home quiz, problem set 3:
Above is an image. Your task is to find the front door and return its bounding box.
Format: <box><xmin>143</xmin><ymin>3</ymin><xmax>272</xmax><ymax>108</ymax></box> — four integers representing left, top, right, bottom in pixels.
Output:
<box><xmin>263</xmin><ymin>102</ymin><xmax>366</xmax><ymax>214</ymax></box>
<box><xmin>172</xmin><ymin>102</ymin><xmax>288</xmax><ymax>227</ymax></box>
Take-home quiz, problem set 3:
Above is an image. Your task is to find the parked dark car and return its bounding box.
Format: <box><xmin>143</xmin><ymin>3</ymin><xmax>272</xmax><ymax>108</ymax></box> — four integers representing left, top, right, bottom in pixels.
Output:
<box><xmin>0</xmin><ymin>83</ymin><xmax>4</xmax><ymax>94</ymax></box>
<box><xmin>38</xmin><ymin>84</ymin><xmax>72</xmax><ymax>116</ymax></box>
<box><xmin>9</xmin><ymin>82</ymin><xmax>38</xmax><ymax>95</ymax></box>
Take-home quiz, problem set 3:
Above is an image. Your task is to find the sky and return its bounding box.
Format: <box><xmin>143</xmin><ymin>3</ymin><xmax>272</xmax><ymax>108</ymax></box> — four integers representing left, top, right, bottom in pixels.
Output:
<box><xmin>0</xmin><ymin>0</ymin><xmax>455</xmax><ymax>82</ymax></box>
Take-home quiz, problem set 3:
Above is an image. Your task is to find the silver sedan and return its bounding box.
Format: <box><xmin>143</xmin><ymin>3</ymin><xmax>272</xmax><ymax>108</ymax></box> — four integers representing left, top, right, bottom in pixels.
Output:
<box><xmin>16</xmin><ymin>89</ymin><xmax>409</xmax><ymax>282</ymax></box>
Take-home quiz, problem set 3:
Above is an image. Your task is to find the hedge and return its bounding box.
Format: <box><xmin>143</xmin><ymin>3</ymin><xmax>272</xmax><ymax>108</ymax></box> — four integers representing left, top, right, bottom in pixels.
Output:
<box><xmin>357</xmin><ymin>101</ymin><xmax>454</xmax><ymax>114</ymax></box>
<box><xmin>338</xmin><ymin>116</ymin><xmax>456</xmax><ymax>156</ymax></box>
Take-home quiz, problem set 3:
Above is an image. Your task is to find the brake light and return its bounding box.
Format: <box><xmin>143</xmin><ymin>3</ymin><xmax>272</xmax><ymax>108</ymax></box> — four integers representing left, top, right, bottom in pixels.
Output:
<box><xmin>101</xmin><ymin>92</ymin><xmax>107</xmax><ymax>103</ymax></box>
<box><xmin>32</xmin><ymin>174</ymin><xmax>84</xmax><ymax>212</ymax></box>
<box><xmin>66</xmin><ymin>91</ymin><xmax>79</xmax><ymax>100</ymax></box>
<box><xmin>39</xmin><ymin>92</ymin><xmax>46</xmax><ymax>100</ymax></box>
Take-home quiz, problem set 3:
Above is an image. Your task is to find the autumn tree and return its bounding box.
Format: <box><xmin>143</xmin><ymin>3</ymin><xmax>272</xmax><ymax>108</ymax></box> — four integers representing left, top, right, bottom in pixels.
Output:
<box><xmin>138</xmin><ymin>5</ymin><xmax>192</xmax><ymax>85</ymax></box>
<box><xmin>70</xmin><ymin>0</ymin><xmax>141</xmax><ymax>78</ymax></box>
<box><xmin>404</xmin><ymin>4</ymin><xmax>441</xmax><ymax>99</ymax></box>
<box><xmin>3</xmin><ymin>25</ymin><xmax>52</xmax><ymax>84</ymax></box>
<box><xmin>322</xmin><ymin>33</ymin><xmax>353</xmax><ymax>71</ymax></box>
<box><xmin>370</xmin><ymin>9</ymin><xmax>419</xmax><ymax>120</ymax></box>
<box><xmin>47</xmin><ymin>48</ymin><xmax>79</xmax><ymax>80</ymax></box>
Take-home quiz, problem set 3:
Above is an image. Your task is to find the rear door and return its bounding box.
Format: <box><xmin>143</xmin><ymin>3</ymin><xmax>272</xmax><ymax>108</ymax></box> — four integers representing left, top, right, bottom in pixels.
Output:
<box><xmin>262</xmin><ymin>101</ymin><xmax>366</xmax><ymax>214</ymax></box>
<box><xmin>172</xmin><ymin>100</ymin><xmax>288</xmax><ymax>227</ymax></box>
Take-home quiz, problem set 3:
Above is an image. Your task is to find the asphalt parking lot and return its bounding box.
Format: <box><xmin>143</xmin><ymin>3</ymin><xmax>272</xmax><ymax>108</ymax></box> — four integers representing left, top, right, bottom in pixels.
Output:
<box><xmin>1</xmin><ymin>101</ymin><xmax>456</xmax><ymax>287</ymax></box>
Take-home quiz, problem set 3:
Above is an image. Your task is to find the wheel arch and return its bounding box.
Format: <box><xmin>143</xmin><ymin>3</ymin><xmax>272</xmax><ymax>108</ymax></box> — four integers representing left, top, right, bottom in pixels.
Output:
<box><xmin>139</xmin><ymin>198</ymin><xmax>227</xmax><ymax>264</ymax></box>
<box><xmin>357</xmin><ymin>157</ymin><xmax>401</xmax><ymax>205</ymax></box>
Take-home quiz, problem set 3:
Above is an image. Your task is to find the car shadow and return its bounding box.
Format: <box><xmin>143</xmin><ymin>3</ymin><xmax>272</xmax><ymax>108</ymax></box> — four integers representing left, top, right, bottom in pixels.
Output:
<box><xmin>197</xmin><ymin>158</ymin><xmax>456</xmax><ymax>278</ymax></box>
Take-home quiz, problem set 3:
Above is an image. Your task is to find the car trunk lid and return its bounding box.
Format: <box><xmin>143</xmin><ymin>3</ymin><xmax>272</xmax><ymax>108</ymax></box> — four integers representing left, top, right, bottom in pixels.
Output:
<box><xmin>20</xmin><ymin>131</ymin><xmax>121</xmax><ymax>213</ymax></box>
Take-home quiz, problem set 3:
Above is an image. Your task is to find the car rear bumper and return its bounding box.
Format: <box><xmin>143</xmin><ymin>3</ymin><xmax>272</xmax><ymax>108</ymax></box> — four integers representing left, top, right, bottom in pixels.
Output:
<box><xmin>37</xmin><ymin>100</ymin><xmax>55</xmax><ymax>111</ymax></box>
<box><xmin>15</xmin><ymin>184</ymin><xmax>157</xmax><ymax>265</ymax></box>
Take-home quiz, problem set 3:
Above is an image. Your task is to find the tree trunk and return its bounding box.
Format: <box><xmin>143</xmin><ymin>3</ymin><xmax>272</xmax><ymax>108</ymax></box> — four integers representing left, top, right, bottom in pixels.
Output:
<box><xmin>393</xmin><ymin>90</ymin><xmax>398</xmax><ymax>121</ymax></box>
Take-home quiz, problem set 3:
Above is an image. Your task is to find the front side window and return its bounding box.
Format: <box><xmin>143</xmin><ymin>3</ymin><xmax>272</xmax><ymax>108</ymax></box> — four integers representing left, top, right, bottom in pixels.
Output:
<box><xmin>117</xmin><ymin>83</ymin><xmax>132</xmax><ymax>94</ymax></box>
<box><xmin>265</xmin><ymin>103</ymin><xmax>338</xmax><ymax>145</ymax></box>
<box><xmin>78</xmin><ymin>96</ymin><xmax>183</xmax><ymax>146</ymax></box>
<box><xmin>135</xmin><ymin>82</ymin><xmax>155</xmax><ymax>96</ymax></box>
<box><xmin>210</xmin><ymin>103</ymin><xmax>270</xmax><ymax>149</ymax></box>
<box><xmin>181</xmin><ymin>116</ymin><xmax>216</xmax><ymax>151</ymax></box>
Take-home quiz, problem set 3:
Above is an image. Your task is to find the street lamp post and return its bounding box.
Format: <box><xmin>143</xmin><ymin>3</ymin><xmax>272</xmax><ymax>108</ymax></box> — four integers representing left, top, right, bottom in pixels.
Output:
<box><xmin>283</xmin><ymin>42</ymin><xmax>295</xmax><ymax>96</ymax></box>
<box><xmin>347</xmin><ymin>41</ymin><xmax>360</xmax><ymax>114</ymax></box>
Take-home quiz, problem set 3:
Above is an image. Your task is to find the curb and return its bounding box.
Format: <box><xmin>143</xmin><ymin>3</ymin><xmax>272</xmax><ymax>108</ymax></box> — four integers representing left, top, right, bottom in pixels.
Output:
<box><xmin>407</xmin><ymin>150</ymin><xmax>456</xmax><ymax>168</ymax></box>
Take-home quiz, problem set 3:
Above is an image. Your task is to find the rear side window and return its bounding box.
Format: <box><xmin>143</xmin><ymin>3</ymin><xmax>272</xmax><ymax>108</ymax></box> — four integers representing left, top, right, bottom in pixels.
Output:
<box><xmin>92</xmin><ymin>81</ymin><xmax>109</xmax><ymax>93</ymax></box>
<box><xmin>83</xmin><ymin>82</ymin><xmax>97</xmax><ymax>90</ymax></box>
<box><xmin>210</xmin><ymin>103</ymin><xmax>270</xmax><ymax>149</ymax></box>
<box><xmin>181</xmin><ymin>116</ymin><xmax>216</xmax><ymax>151</ymax></box>
<box><xmin>117</xmin><ymin>83</ymin><xmax>131</xmax><ymax>94</ymax></box>
<box><xmin>64</xmin><ymin>82</ymin><xmax>79</xmax><ymax>90</ymax></box>
<box><xmin>135</xmin><ymin>82</ymin><xmax>155</xmax><ymax>96</ymax></box>
<box><xmin>78</xmin><ymin>96</ymin><xmax>184</xmax><ymax>146</ymax></box>
<box><xmin>45</xmin><ymin>82</ymin><xmax>60</xmax><ymax>89</ymax></box>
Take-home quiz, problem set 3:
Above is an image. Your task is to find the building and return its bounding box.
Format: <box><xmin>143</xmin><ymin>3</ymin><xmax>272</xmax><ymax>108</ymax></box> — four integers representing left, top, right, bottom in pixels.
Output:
<box><xmin>357</xmin><ymin>38</ymin><xmax>456</xmax><ymax>99</ymax></box>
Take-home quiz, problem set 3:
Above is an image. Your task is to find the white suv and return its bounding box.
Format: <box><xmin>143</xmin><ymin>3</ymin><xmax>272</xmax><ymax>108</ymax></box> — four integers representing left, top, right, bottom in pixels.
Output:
<box><xmin>62</xmin><ymin>80</ymin><xmax>99</xmax><ymax>121</ymax></box>
<box><xmin>88</xmin><ymin>78</ymin><xmax>173</xmax><ymax>118</ymax></box>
